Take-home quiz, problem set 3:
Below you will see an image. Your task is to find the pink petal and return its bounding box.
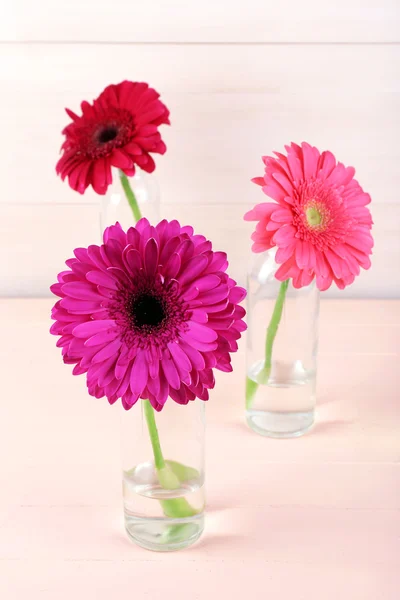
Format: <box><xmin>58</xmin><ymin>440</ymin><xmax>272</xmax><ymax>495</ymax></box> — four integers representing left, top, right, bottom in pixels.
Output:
<box><xmin>271</xmin><ymin>209</ymin><xmax>293</xmax><ymax>224</ymax></box>
<box><xmin>272</xmin><ymin>171</ymin><xmax>295</xmax><ymax>196</ymax></box>
<box><xmin>316</xmin><ymin>273</ymin><xmax>333</xmax><ymax>291</ymax></box>
<box><xmin>318</xmin><ymin>151</ymin><xmax>336</xmax><ymax>179</ymax></box>
<box><xmin>273</xmin><ymin>225</ymin><xmax>297</xmax><ymax>246</ymax></box>
<box><xmin>324</xmin><ymin>248</ymin><xmax>343</xmax><ymax>279</ymax></box>
<box><xmin>301</xmin><ymin>142</ymin><xmax>320</xmax><ymax>179</ymax></box>
<box><xmin>295</xmin><ymin>240</ymin><xmax>310</xmax><ymax>269</ymax></box>
<box><xmin>275</xmin><ymin>256</ymin><xmax>298</xmax><ymax>281</ymax></box>
<box><xmin>276</xmin><ymin>243</ymin><xmax>295</xmax><ymax>264</ymax></box>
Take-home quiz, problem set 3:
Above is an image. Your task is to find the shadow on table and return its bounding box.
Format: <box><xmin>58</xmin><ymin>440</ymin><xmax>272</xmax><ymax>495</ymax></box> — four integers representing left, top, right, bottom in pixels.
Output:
<box><xmin>188</xmin><ymin>532</ymin><xmax>248</xmax><ymax>553</ymax></box>
<box><xmin>225</xmin><ymin>417</ymin><xmax>355</xmax><ymax>439</ymax></box>
<box><xmin>316</xmin><ymin>394</ymin><xmax>337</xmax><ymax>405</ymax></box>
<box><xmin>310</xmin><ymin>419</ymin><xmax>355</xmax><ymax>436</ymax></box>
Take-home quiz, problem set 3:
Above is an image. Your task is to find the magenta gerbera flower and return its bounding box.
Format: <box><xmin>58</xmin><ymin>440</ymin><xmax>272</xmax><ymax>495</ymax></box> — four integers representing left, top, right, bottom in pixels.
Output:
<box><xmin>56</xmin><ymin>81</ymin><xmax>170</xmax><ymax>195</ymax></box>
<box><xmin>245</xmin><ymin>142</ymin><xmax>373</xmax><ymax>290</ymax></box>
<box><xmin>50</xmin><ymin>219</ymin><xmax>247</xmax><ymax>411</ymax></box>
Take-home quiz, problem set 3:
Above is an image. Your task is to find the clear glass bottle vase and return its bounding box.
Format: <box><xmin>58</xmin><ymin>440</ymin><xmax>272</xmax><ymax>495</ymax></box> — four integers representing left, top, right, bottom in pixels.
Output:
<box><xmin>100</xmin><ymin>169</ymin><xmax>160</xmax><ymax>230</ymax></box>
<box><xmin>121</xmin><ymin>399</ymin><xmax>205</xmax><ymax>551</ymax></box>
<box><xmin>245</xmin><ymin>249</ymin><xmax>319</xmax><ymax>438</ymax></box>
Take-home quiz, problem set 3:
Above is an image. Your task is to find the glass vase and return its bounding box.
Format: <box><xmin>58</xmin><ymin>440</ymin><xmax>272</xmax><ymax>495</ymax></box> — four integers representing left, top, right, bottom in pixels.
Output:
<box><xmin>121</xmin><ymin>399</ymin><xmax>205</xmax><ymax>551</ymax></box>
<box><xmin>100</xmin><ymin>169</ymin><xmax>160</xmax><ymax>230</ymax></box>
<box><xmin>245</xmin><ymin>249</ymin><xmax>319</xmax><ymax>438</ymax></box>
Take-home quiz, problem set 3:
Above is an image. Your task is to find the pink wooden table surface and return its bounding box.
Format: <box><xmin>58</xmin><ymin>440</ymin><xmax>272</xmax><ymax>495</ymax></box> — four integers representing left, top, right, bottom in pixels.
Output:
<box><xmin>0</xmin><ymin>299</ymin><xmax>399</xmax><ymax>599</ymax></box>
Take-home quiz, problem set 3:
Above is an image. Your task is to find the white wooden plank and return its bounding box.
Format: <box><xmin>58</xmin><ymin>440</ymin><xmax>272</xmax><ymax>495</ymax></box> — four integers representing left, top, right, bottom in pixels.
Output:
<box><xmin>0</xmin><ymin>203</ymin><xmax>398</xmax><ymax>297</ymax></box>
<box><xmin>2</xmin><ymin>44</ymin><xmax>399</xmax><ymax>207</ymax></box>
<box><xmin>9</xmin><ymin>0</ymin><xmax>400</xmax><ymax>43</ymax></box>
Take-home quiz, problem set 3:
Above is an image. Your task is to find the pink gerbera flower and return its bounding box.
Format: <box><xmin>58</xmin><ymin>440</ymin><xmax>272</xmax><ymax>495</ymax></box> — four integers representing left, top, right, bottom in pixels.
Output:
<box><xmin>245</xmin><ymin>142</ymin><xmax>373</xmax><ymax>290</ymax></box>
<box><xmin>50</xmin><ymin>219</ymin><xmax>246</xmax><ymax>411</ymax></box>
<box><xmin>56</xmin><ymin>81</ymin><xmax>170</xmax><ymax>195</ymax></box>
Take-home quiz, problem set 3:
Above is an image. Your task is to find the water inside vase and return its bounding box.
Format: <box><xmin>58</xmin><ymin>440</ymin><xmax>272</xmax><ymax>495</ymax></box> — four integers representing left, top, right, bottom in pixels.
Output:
<box><xmin>123</xmin><ymin>461</ymin><xmax>205</xmax><ymax>551</ymax></box>
<box><xmin>246</xmin><ymin>359</ymin><xmax>316</xmax><ymax>438</ymax></box>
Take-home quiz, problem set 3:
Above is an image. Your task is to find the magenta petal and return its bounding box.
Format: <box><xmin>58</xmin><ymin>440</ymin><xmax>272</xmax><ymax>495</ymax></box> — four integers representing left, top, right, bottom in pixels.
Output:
<box><xmin>72</xmin><ymin>320</ymin><xmax>117</xmax><ymax>338</ymax></box>
<box><xmin>179</xmin><ymin>342</ymin><xmax>206</xmax><ymax>370</ymax></box>
<box><xmin>180</xmin><ymin>332</ymin><xmax>218</xmax><ymax>352</ymax></box>
<box><xmin>229</xmin><ymin>286</ymin><xmax>246</xmax><ymax>303</ymax></box>
<box><xmin>196</xmin><ymin>285</ymin><xmax>229</xmax><ymax>305</ymax></box>
<box><xmin>144</xmin><ymin>238</ymin><xmax>159</xmax><ymax>276</ymax></box>
<box><xmin>187</xmin><ymin>321</ymin><xmax>218</xmax><ymax>342</ymax></box>
<box><xmin>92</xmin><ymin>339</ymin><xmax>122</xmax><ymax>364</ymax></box>
<box><xmin>189</xmin><ymin>309</ymin><xmax>208</xmax><ymax>323</ymax></box>
<box><xmin>161</xmin><ymin>353</ymin><xmax>181</xmax><ymax>390</ymax></box>
<box><xmin>115</xmin><ymin>359</ymin><xmax>129</xmax><ymax>381</ymax></box>
<box><xmin>116</xmin><ymin>370</ymin><xmax>131</xmax><ymax>398</ymax></box>
<box><xmin>193</xmin><ymin>274</ymin><xmax>220</xmax><ymax>292</ymax></box>
<box><xmin>124</xmin><ymin>248</ymin><xmax>143</xmax><ymax>275</ymax></box>
<box><xmin>85</xmin><ymin>328</ymin><xmax>120</xmax><ymax>347</ymax></box>
<box><xmin>61</xmin><ymin>282</ymin><xmax>102</xmax><ymax>301</ymax></box>
<box><xmin>86</xmin><ymin>270</ymin><xmax>118</xmax><ymax>290</ymax></box>
<box><xmin>178</xmin><ymin>255</ymin><xmax>208</xmax><ymax>286</ymax></box>
<box><xmin>205</xmin><ymin>252</ymin><xmax>228</xmax><ymax>274</ymax></box>
<box><xmin>168</xmin><ymin>341</ymin><xmax>192</xmax><ymax>372</ymax></box>
<box><xmin>169</xmin><ymin>385</ymin><xmax>189</xmax><ymax>405</ymax></box>
<box><xmin>163</xmin><ymin>252</ymin><xmax>181</xmax><ymax>279</ymax></box>
<box><xmin>130</xmin><ymin>352</ymin><xmax>148</xmax><ymax>395</ymax></box>
<box><xmin>148</xmin><ymin>356</ymin><xmax>160</xmax><ymax>379</ymax></box>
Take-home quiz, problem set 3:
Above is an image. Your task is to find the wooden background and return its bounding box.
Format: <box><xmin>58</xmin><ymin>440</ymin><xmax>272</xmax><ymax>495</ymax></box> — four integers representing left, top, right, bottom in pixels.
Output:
<box><xmin>1</xmin><ymin>1</ymin><xmax>399</xmax><ymax>297</ymax></box>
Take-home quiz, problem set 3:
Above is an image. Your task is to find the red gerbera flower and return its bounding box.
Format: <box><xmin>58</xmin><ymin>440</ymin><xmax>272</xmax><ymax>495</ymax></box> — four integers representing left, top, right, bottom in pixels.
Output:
<box><xmin>56</xmin><ymin>81</ymin><xmax>170</xmax><ymax>195</ymax></box>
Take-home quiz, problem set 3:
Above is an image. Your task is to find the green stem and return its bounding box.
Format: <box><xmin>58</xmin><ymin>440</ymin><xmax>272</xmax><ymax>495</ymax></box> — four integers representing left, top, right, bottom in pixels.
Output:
<box><xmin>143</xmin><ymin>400</ymin><xmax>165</xmax><ymax>471</ymax></box>
<box><xmin>246</xmin><ymin>279</ymin><xmax>289</xmax><ymax>409</ymax></box>
<box><xmin>119</xmin><ymin>170</ymin><xmax>142</xmax><ymax>223</ymax></box>
<box><xmin>262</xmin><ymin>279</ymin><xmax>289</xmax><ymax>379</ymax></box>
<box><xmin>143</xmin><ymin>400</ymin><xmax>199</xmax><ymax>521</ymax></box>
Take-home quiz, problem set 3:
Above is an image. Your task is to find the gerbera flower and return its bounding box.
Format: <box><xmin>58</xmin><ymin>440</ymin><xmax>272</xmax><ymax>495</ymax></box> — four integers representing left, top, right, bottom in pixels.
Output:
<box><xmin>244</xmin><ymin>142</ymin><xmax>373</xmax><ymax>290</ymax></box>
<box><xmin>56</xmin><ymin>81</ymin><xmax>170</xmax><ymax>195</ymax></box>
<box><xmin>50</xmin><ymin>219</ymin><xmax>247</xmax><ymax>411</ymax></box>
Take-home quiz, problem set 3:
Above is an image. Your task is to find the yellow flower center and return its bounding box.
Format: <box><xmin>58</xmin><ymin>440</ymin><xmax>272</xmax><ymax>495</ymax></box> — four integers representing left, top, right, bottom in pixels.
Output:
<box><xmin>306</xmin><ymin>206</ymin><xmax>322</xmax><ymax>227</ymax></box>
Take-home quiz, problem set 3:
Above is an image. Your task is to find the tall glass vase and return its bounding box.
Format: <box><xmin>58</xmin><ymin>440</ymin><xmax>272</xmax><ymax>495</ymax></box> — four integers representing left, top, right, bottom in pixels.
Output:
<box><xmin>121</xmin><ymin>399</ymin><xmax>205</xmax><ymax>551</ymax></box>
<box><xmin>100</xmin><ymin>169</ymin><xmax>160</xmax><ymax>230</ymax></box>
<box><xmin>245</xmin><ymin>250</ymin><xmax>319</xmax><ymax>438</ymax></box>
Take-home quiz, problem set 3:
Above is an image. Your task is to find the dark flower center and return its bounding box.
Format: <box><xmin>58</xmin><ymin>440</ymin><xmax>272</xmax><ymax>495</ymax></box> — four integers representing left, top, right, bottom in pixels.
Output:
<box><xmin>131</xmin><ymin>293</ymin><xmax>166</xmax><ymax>328</ymax></box>
<box><xmin>98</xmin><ymin>126</ymin><xmax>119</xmax><ymax>144</ymax></box>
